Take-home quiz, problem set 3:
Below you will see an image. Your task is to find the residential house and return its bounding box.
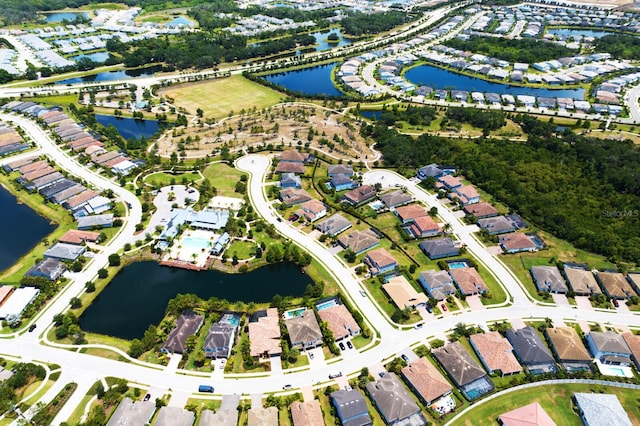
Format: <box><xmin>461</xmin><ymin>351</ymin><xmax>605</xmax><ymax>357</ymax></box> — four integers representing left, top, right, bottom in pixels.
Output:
<box><xmin>573</xmin><ymin>393</ymin><xmax>632</xmax><ymax>426</ymax></box>
<box><xmin>279</xmin><ymin>188</ymin><xmax>312</xmax><ymax>206</ymax></box>
<box><xmin>161</xmin><ymin>312</ymin><xmax>204</xmax><ymax>354</ymax></box>
<box><xmin>378</xmin><ymin>190</ymin><xmax>412</xmax><ymax>209</ymax></box>
<box><xmin>395</xmin><ymin>204</ymin><xmax>428</xmax><ymax>223</ymax></box>
<box><xmin>106</xmin><ymin>398</ymin><xmax>155</xmax><ymax>426</ymax></box>
<box><xmin>43</xmin><ymin>242</ymin><xmax>86</xmax><ymax>261</ymax></box>
<box><xmin>531</xmin><ymin>266</ymin><xmax>568</xmax><ymax>294</ymax></box>
<box><xmin>249</xmin><ymin>308</ymin><xmax>282</xmax><ymax>358</ymax></box>
<box><xmin>318</xmin><ymin>303</ymin><xmax>361</xmax><ymax>341</ymax></box>
<box><xmin>247</xmin><ymin>407</ymin><xmax>278</xmax><ymax>426</ymax></box>
<box><xmin>342</xmin><ymin>185</ymin><xmax>377</xmax><ymax>206</ymax></box>
<box><xmin>316</xmin><ymin>214</ymin><xmax>351</xmax><ymax>237</ymax></box>
<box><xmin>58</xmin><ymin>229</ymin><xmax>100</xmax><ymax>245</ymax></box>
<box><xmin>364</xmin><ymin>248</ymin><xmax>398</xmax><ymax>276</ymax></box>
<box><xmin>478</xmin><ymin>216</ymin><xmax>516</xmax><ymax>235</ymax></box>
<box><xmin>199</xmin><ymin>409</ymin><xmax>238</xmax><ymax>426</ymax></box>
<box><xmin>382</xmin><ymin>276</ymin><xmax>429</xmax><ymax>309</ymax></box>
<box><xmin>330</xmin><ymin>389</ymin><xmax>372</xmax><ymax>426</ymax></box>
<box><xmin>418</xmin><ymin>270</ymin><xmax>456</xmax><ymax>301</ymax></box>
<box><xmin>76</xmin><ymin>213</ymin><xmax>113</xmax><ymax>230</ymax></box>
<box><xmin>506</xmin><ymin>327</ymin><xmax>556</xmax><ymax>374</ymax></box>
<box><xmin>295</xmin><ymin>199</ymin><xmax>327</xmax><ymax>222</ymax></box>
<box><xmin>286</xmin><ymin>309</ymin><xmax>323</xmax><ymax>350</ymax></box>
<box><xmin>203</xmin><ymin>318</ymin><xmax>238</xmax><ymax>359</ymax></box>
<box><xmin>622</xmin><ymin>333</ymin><xmax>640</xmax><ymax>370</ymax></box>
<box><xmin>365</xmin><ymin>373</ymin><xmax>424</xmax><ymax>425</ymax></box>
<box><xmin>280</xmin><ymin>173</ymin><xmax>302</xmax><ymax>189</ymax></box>
<box><xmin>419</xmin><ymin>238</ymin><xmax>460</xmax><ymax>260</ymax></box>
<box><xmin>463</xmin><ymin>202</ymin><xmax>498</xmax><ymax>219</ymax></box>
<box><xmin>498</xmin><ymin>402</ymin><xmax>556</xmax><ymax>426</ymax></box>
<box><xmin>438</xmin><ymin>174</ymin><xmax>462</xmax><ymax>190</ymax></box>
<box><xmin>280</xmin><ymin>150</ymin><xmax>310</xmax><ymax>163</ymax></box>
<box><xmin>328</xmin><ymin>164</ymin><xmax>354</xmax><ymax>178</ymax></box>
<box><xmin>628</xmin><ymin>273</ymin><xmax>640</xmax><ymax>295</ymax></box>
<box><xmin>25</xmin><ymin>258</ymin><xmax>66</xmax><ymax>281</ymax></box>
<box><xmin>499</xmin><ymin>233</ymin><xmax>538</xmax><ymax>254</ymax></box>
<box><xmin>290</xmin><ymin>400</ymin><xmax>324</xmax><ymax>426</ymax></box>
<box><xmin>545</xmin><ymin>327</ymin><xmax>592</xmax><ymax>372</ymax></box>
<box><xmin>595</xmin><ymin>271</ymin><xmax>637</xmax><ymax>300</ymax></box>
<box><xmin>338</xmin><ymin>229</ymin><xmax>379</xmax><ymax>255</ymax></box>
<box><xmin>401</xmin><ymin>357</ymin><xmax>453</xmax><ymax>405</ymax></box>
<box><xmin>449</xmin><ymin>267</ymin><xmax>488</xmax><ymax>296</ymax></box>
<box><xmin>155</xmin><ymin>407</ymin><xmax>195</xmax><ymax>426</ymax></box>
<box><xmin>585</xmin><ymin>331</ymin><xmax>631</xmax><ymax>366</ymax></box>
<box><xmin>275</xmin><ymin>162</ymin><xmax>306</xmax><ymax>174</ymax></box>
<box><xmin>331</xmin><ymin>173</ymin><xmax>359</xmax><ymax>191</ymax></box>
<box><xmin>432</xmin><ymin>341</ymin><xmax>494</xmax><ymax>400</ymax></box>
<box><xmin>417</xmin><ymin>164</ymin><xmax>444</xmax><ymax>180</ymax></box>
<box><xmin>0</xmin><ymin>287</ymin><xmax>39</xmax><ymax>322</ymax></box>
<box><xmin>0</xmin><ymin>286</ymin><xmax>15</xmax><ymax>307</ymax></box>
<box><xmin>470</xmin><ymin>332</ymin><xmax>522</xmax><ymax>376</ymax></box>
<box><xmin>395</xmin><ymin>204</ymin><xmax>440</xmax><ymax>239</ymax></box>
<box><xmin>450</xmin><ymin>185</ymin><xmax>480</xmax><ymax>206</ymax></box>
<box><xmin>563</xmin><ymin>266</ymin><xmax>601</xmax><ymax>296</ymax></box>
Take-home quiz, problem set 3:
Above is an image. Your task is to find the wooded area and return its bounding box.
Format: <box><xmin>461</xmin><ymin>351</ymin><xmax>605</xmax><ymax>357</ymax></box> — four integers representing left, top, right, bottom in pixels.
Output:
<box><xmin>443</xmin><ymin>36</ymin><xmax>576</xmax><ymax>64</ymax></box>
<box><xmin>595</xmin><ymin>34</ymin><xmax>640</xmax><ymax>60</ymax></box>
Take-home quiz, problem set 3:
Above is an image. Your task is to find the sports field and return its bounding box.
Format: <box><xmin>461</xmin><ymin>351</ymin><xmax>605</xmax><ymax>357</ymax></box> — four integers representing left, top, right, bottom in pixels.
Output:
<box><xmin>158</xmin><ymin>75</ymin><xmax>284</xmax><ymax>119</ymax></box>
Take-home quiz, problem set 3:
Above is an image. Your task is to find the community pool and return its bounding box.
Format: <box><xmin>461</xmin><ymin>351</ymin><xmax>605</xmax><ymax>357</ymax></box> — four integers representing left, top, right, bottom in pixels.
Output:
<box><xmin>284</xmin><ymin>308</ymin><xmax>306</xmax><ymax>319</ymax></box>
<box><xmin>181</xmin><ymin>237</ymin><xmax>212</xmax><ymax>251</ymax></box>
<box><xmin>316</xmin><ymin>299</ymin><xmax>338</xmax><ymax>311</ymax></box>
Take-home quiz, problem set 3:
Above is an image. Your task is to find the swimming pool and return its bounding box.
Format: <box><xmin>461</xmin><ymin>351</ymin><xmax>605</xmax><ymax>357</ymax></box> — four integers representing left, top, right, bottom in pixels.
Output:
<box><xmin>283</xmin><ymin>308</ymin><xmax>306</xmax><ymax>319</ymax></box>
<box><xmin>316</xmin><ymin>299</ymin><xmax>338</xmax><ymax>311</ymax></box>
<box><xmin>369</xmin><ymin>200</ymin><xmax>384</xmax><ymax>211</ymax></box>
<box><xmin>448</xmin><ymin>261</ymin><xmax>468</xmax><ymax>269</ymax></box>
<box><xmin>181</xmin><ymin>237</ymin><xmax>212</xmax><ymax>251</ymax></box>
<box><xmin>221</xmin><ymin>313</ymin><xmax>240</xmax><ymax>327</ymax></box>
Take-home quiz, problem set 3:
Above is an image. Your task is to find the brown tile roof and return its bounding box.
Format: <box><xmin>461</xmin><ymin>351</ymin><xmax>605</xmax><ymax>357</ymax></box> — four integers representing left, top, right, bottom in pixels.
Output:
<box><xmin>449</xmin><ymin>267</ymin><xmax>488</xmax><ymax>295</ymax></box>
<box><xmin>338</xmin><ymin>229</ymin><xmax>378</xmax><ymax>254</ymax></box>
<box><xmin>249</xmin><ymin>308</ymin><xmax>281</xmax><ymax>357</ymax></box>
<box><xmin>564</xmin><ymin>267</ymin><xmax>600</xmax><ymax>296</ymax></box>
<box><xmin>411</xmin><ymin>216</ymin><xmax>440</xmax><ymax>233</ymax></box>
<box><xmin>279</xmin><ymin>150</ymin><xmax>309</xmax><ymax>163</ymax></box>
<box><xmin>279</xmin><ymin>188</ymin><xmax>311</xmax><ymax>206</ymax></box>
<box><xmin>343</xmin><ymin>185</ymin><xmax>376</xmax><ymax>204</ymax></box>
<box><xmin>285</xmin><ymin>309</ymin><xmax>322</xmax><ymax>348</ymax></box>
<box><xmin>0</xmin><ymin>134</ymin><xmax>21</xmax><ymax>147</ymax></box>
<box><xmin>439</xmin><ymin>174</ymin><xmax>462</xmax><ymax>188</ymax></box>
<box><xmin>463</xmin><ymin>202</ymin><xmax>498</xmax><ymax>218</ymax></box>
<box><xmin>596</xmin><ymin>271</ymin><xmax>637</xmax><ymax>299</ymax></box>
<box><xmin>17</xmin><ymin>160</ymin><xmax>49</xmax><ymax>174</ymax></box>
<box><xmin>104</xmin><ymin>156</ymin><xmax>127</xmax><ymax>168</ymax></box>
<box><xmin>290</xmin><ymin>400</ymin><xmax>324</xmax><ymax>426</ymax></box>
<box><xmin>299</xmin><ymin>199</ymin><xmax>325</xmax><ymax>215</ymax></box>
<box><xmin>382</xmin><ymin>276</ymin><xmax>429</xmax><ymax>309</ymax></box>
<box><xmin>622</xmin><ymin>333</ymin><xmax>640</xmax><ymax>367</ymax></box>
<box><xmin>457</xmin><ymin>185</ymin><xmax>479</xmax><ymax>199</ymax></box>
<box><xmin>275</xmin><ymin>162</ymin><xmax>306</xmax><ymax>174</ymax></box>
<box><xmin>21</xmin><ymin>166</ymin><xmax>55</xmax><ymax>182</ymax></box>
<box><xmin>247</xmin><ymin>407</ymin><xmax>278</xmax><ymax>426</ymax></box>
<box><xmin>498</xmin><ymin>402</ymin><xmax>557</xmax><ymax>426</ymax></box>
<box><xmin>92</xmin><ymin>151</ymin><xmax>121</xmax><ymax>165</ymax></box>
<box><xmin>64</xmin><ymin>190</ymin><xmax>98</xmax><ymax>209</ymax></box>
<box><xmin>470</xmin><ymin>332</ymin><xmax>522</xmax><ymax>375</ymax></box>
<box><xmin>318</xmin><ymin>304</ymin><xmax>360</xmax><ymax>340</ymax></box>
<box><xmin>432</xmin><ymin>341</ymin><xmax>486</xmax><ymax>388</ymax></box>
<box><xmin>365</xmin><ymin>248</ymin><xmax>397</xmax><ymax>270</ymax></box>
<box><xmin>499</xmin><ymin>233</ymin><xmax>537</xmax><ymax>251</ymax></box>
<box><xmin>58</xmin><ymin>230</ymin><xmax>101</xmax><ymax>245</ymax></box>
<box><xmin>546</xmin><ymin>327</ymin><xmax>591</xmax><ymax>362</ymax></box>
<box><xmin>401</xmin><ymin>357</ymin><xmax>452</xmax><ymax>404</ymax></box>
<box><xmin>395</xmin><ymin>204</ymin><xmax>428</xmax><ymax>222</ymax></box>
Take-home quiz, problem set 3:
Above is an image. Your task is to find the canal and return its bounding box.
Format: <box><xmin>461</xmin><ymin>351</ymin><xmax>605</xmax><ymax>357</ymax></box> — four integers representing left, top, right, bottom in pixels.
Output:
<box><xmin>80</xmin><ymin>261</ymin><xmax>312</xmax><ymax>339</ymax></box>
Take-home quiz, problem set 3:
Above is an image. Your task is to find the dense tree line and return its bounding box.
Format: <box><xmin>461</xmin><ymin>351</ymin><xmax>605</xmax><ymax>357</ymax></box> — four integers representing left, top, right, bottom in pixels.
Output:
<box><xmin>595</xmin><ymin>34</ymin><xmax>640</xmax><ymax>60</ymax></box>
<box><xmin>444</xmin><ymin>107</ymin><xmax>506</xmax><ymax>133</ymax></box>
<box><xmin>341</xmin><ymin>11</ymin><xmax>413</xmax><ymax>36</ymax></box>
<box><xmin>365</xmin><ymin>116</ymin><xmax>640</xmax><ymax>264</ymax></box>
<box><xmin>373</xmin><ymin>104</ymin><xmax>437</xmax><ymax>127</ymax></box>
<box><xmin>444</xmin><ymin>36</ymin><xmax>576</xmax><ymax>64</ymax></box>
<box><xmin>0</xmin><ymin>361</ymin><xmax>46</xmax><ymax>414</ymax></box>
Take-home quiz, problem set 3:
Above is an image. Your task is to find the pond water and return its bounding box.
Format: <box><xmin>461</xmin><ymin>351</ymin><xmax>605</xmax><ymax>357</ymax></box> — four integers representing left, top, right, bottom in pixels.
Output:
<box><xmin>263</xmin><ymin>63</ymin><xmax>343</xmax><ymax>97</ymax></box>
<box><xmin>95</xmin><ymin>114</ymin><xmax>161</xmax><ymax>140</ymax></box>
<box><xmin>71</xmin><ymin>52</ymin><xmax>110</xmax><ymax>64</ymax></box>
<box><xmin>80</xmin><ymin>261</ymin><xmax>312</xmax><ymax>339</ymax></box>
<box><xmin>53</xmin><ymin>65</ymin><xmax>162</xmax><ymax>85</ymax></box>
<box><xmin>0</xmin><ymin>186</ymin><xmax>56</xmax><ymax>273</ymax></box>
<box><xmin>405</xmin><ymin>65</ymin><xmax>585</xmax><ymax>99</ymax></box>
<box><xmin>43</xmin><ymin>12</ymin><xmax>89</xmax><ymax>23</ymax></box>
<box><xmin>545</xmin><ymin>28</ymin><xmax>617</xmax><ymax>39</ymax></box>
<box><xmin>311</xmin><ymin>29</ymin><xmax>351</xmax><ymax>51</ymax></box>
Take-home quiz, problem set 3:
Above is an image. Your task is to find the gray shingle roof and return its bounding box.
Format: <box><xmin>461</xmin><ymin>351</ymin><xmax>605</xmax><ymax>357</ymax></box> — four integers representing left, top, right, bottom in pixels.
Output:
<box><xmin>506</xmin><ymin>327</ymin><xmax>555</xmax><ymax>367</ymax></box>
<box><xmin>365</xmin><ymin>373</ymin><xmax>420</xmax><ymax>423</ymax></box>
<box><xmin>433</xmin><ymin>341</ymin><xmax>486</xmax><ymax>388</ymax></box>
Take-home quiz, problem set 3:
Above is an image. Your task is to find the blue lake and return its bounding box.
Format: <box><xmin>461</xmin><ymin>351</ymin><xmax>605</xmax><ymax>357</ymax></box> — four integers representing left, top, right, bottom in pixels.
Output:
<box><xmin>43</xmin><ymin>12</ymin><xmax>88</xmax><ymax>23</ymax></box>
<box><xmin>545</xmin><ymin>28</ymin><xmax>617</xmax><ymax>39</ymax></box>
<box><xmin>311</xmin><ymin>29</ymin><xmax>351</xmax><ymax>51</ymax></box>
<box><xmin>80</xmin><ymin>260</ymin><xmax>311</xmax><ymax>339</ymax></box>
<box><xmin>53</xmin><ymin>65</ymin><xmax>162</xmax><ymax>85</ymax></box>
<box><xmin>263</xmin><ymin>63</ymin><xmax>343</xmax><ymax>97</ymax></box>
<box><xmin>405</xmin><ymin>65</ymin><xmax>585</xmax><ymax>99</ymax></box>
<box><xmin>71</xmin><ymin>52</ymin><xmax>110</xmax><ymax>63</ymax></box>
<box><xmin>95</xmin><ymin>115</ymin><xmax>160</xmax><ymax>140</ymax></box>
<box><xmin>0</xmin><ymin>185</ymin><xmax>56</xmax><ymax>274</ymax></box>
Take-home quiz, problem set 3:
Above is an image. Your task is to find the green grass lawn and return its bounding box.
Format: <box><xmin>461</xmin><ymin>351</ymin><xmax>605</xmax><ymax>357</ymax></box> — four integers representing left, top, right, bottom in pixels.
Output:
<box><xmin>201</xmin><ymin>162</ymin><xmax>246</xmax><ymax>197</ymax></box>
<box><xmin>227</xmin><ymin>239</ymin><xmax>257</xmax><ymax>260</ymax></box>
<box><xmin>453</xmin><ymin>383</ymin><xmax>640</xmax><ymax>426</ymax></box>
<box><xmin>158</xmin><ymin>75</ymin><xmax>284</xmax><ymax>119</ymax></box>
<box><xmin>143</xmin><ymin>171</ymin><xmax>201</xmax><ymax>187</ymax></box>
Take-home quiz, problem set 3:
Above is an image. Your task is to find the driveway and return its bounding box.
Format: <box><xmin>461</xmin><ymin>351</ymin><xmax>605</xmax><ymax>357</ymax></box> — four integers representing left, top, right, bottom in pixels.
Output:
<box><xmin>270</xmin><ymin>355</ymin><xmax>282</xmax><ymax>376</ymax></box>
<box><xmin>552</xmin><ymin>293</ymin><xmax>570</xmax><ymax>307</ymax></box>
<box><xmin>466</xmin><ymin>295</ymin><xmax>485</xmax><ymax>311</ymax></box>
<box><xmin>575</xmin><ymin>296</ymin><xmax>593</xmax><ymax>311</ymax></box>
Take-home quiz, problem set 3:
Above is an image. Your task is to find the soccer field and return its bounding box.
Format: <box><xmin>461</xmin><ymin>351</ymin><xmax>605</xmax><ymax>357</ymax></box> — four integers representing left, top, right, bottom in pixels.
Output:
<box><xmin>158</xmin><ymin>75</ymin><xmax>284</xmax><ymax>120</ymax></box>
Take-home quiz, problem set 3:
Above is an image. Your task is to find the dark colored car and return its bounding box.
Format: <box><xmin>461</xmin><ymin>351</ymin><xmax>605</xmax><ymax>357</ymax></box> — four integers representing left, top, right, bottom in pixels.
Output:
<box><xmin>28</xmin><ymin>324</ymin><xmax>37</xmax><ymax>332</ymax></box>
<box><xmin>339</xmin><ymin>342</ymin><xmax>345</xmax><ymax>351</ymax></box>
<box><xmin>346</xmin><ymin>341</ymin><xmax>353</xmax><ymax>349</ymax></box>
<box><xmin>143</xmin><ymin>393</ymin><xmax>151</xmax><ymax>401</ymax></box>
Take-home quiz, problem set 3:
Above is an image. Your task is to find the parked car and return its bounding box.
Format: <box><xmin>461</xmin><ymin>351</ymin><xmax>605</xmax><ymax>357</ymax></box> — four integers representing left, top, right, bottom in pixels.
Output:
<box><xmin>414</xmin><ymin>323</ymin><xmax>423</xmax><ymax>329</ymax></box>
<box><xmin>28</xmin><ymin>324</ymin><xmax>36</xmax><ymax>332</ymax></box>
<box><xmin>143</xmin><ymin>393</ymin><xmax>151</xmax><ymax>402</ymax></box>
<box><xmin>401</xmin><ymin>354</ymin><xmax>409</xmax><ymax>362</ymax></box>
<box><xmin>283</xmin><ymin>384</ymin><xmax>292</xmax><ymax>390</ymax></box>
<box><xmin>339</xmin><ymin>342</ymin><xmax>345</xmax><ymax>351</ymax></box>
<box><xmin>613</xmin><ymin>299</ymin><xmax>620</xmax><ymax>307</ymax></box>
<box><xmin>329</xmin><ymin>372</ymin><xmax>342</xmax><ymax>379</ymax></box>
<box><xmin>309</xmin><ymin>352</ymin><xmax>314</xmax><ymax>359</ymax></box>
<box><xmin>359</xmin><ymin>290</ymin><xmax>367</xmax><ymax>297</ymax></box>
<box><xmin>441</xmin><ymin>303</ymin><xmax>448</xmax><ymax>312</ymax></box>
<box><xmin>346</xmin><ymin>341</ymin><xmax>353</xmax><ymax>349</ymax></box>
<box><xmin>198</xmin><ymin>385</ymin><xmax>214</xmax><ymax>393</ymax></box>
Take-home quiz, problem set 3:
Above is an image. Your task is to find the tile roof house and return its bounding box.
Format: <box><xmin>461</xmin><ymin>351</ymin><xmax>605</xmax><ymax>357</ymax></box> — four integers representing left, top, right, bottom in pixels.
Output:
<box><xmin>478</xmin><ymin>216</ymin><xmax>516</xmax><ymax>235</ymax></box>
<box><xmin>280</xmin><ymin>150</ymin><xmax>310</xmax><ymax>163</ymax></box>
<box><xmin>342</xmin><ymin>185</ymin><xmax>377</xmax><ymax>206</ymax></box>
<box><xmin>463</xmin><ymin>202</ymin><xmax>498</xmax><ymax>219</ymax></box>
<box><xmin>394</xmin><ymin>204</ymin><xmax>427</xmax><ymax>223</ymax></box>
<box><xmin>318</xmin><ymin>303</ymin><xmax>361</xmax><ymax>341</ymax></box>
<box><xmin>378</xmin><ymin>190</ymin><xmax>412</xmax><ymax>209</ymax></box>
<box><xmin>161</xmin><ymin>312</ymin><xmax>204</xmax><ymax>354</ymax></box>
<box><xmin>155</xmin><ymin>407</ymin><xmax>195</xmax><ymax>426</ymax></box>
<box><xmin>498</xmin><ymin>402</ymin><xmax>557</xmax><ymax>426</ymax></box>
<box><xmin>279</xmin><ymin>188</ymin><xmax>312</xmax><ymax>206</ymax></box>
<box><xmin>365</xmin><ymin>373</ymin><xmax>424</xmax><ymax>425</ymax></box>
<box><xmin>330</xmin><ymin>389</ymin><xmax>372</xmax><ymax>426</ymax></box>
<box><xmin>25</xmin><ymin>258</ymin><xmax>66</xmax><ymax>281</ymax></box>
<box><xmin>275</xmin><ymin>161</ymin><xmax>306</xmax><ymax>174</ymax></box>
<box><xmin>331</xmin><ymin>173</ymin><xmax>359</xmax><ymax>191</ymax></box>
<box><xmin>247</xmin><ymin>407</ymin><xmax>279</xmax><ymax>426</ymax></box>
<box><xmin>622</xmin><ymin>333</ymin><xmax>640</xmax><ymax>370</ymax></box>
<box><xmin>545</xmin><ymin>327</ymin><xmax>592</xmax><ymax>371</ymax></box>
<box><xmin>417</xmin><ymin>163</ymin><xmax>444</xmax><ymax>180</ymax></box>
<box><xmin>506</xmin><ymin>326</ymin><xmax>556</xmax><ymax>375</ymax></box>
<box><xmin>43</xmin><ymin>242</ymin><xmax>86</xmax><ymax>261</ymax></box>
<box><xmin>204</xmin><ymin>320</ymin><xmax>238</xmax><ymax>359</ymax></box>
<box><xmin>585</xmin><ymin>331</ymin><xmax>631</xmax><ymax>366</ymax></box>
<box><xmin>280</xmin><ymin>172</ymin><xmax>302</xmax><ymax>189</ymax></box>
<box><xmin>58</xmin><ymin>229</ymin><xmax>100</xmax><ymax>245</ymax></box>
<box><xmin>405</xmin><ymin>215</ymin><xmax>441</xmax><ymax>239</ymax></box>
<box><xmin>295</xmin><ymin>199</ymin><xmax>327</xmax><ymax>222</ymax></box>
<box><xmin>595</xmin><ymin>271</ymin><xmax>637</xmax><ymax>300</ymax></box>
<box><xmin>328</xmin><ymin>164</ymin><xmax>354</xmax><ymax>177</ymax></box>
<box><xmin>338</xmin><ymin>229</ymin><xmax>379</xmax><ymax>255</ymax></box>
<box><xmin>438</xmin><ymin>174</ymin><xmax>462</xmax><ymax>190</ymax></box>
<box><xmin>315</xmin><ymin>213</ymin><xmax>351</xmax><ymax>237</ymax></box>
<box><xmin>290</xmin><ymin>400</ymin><xmax>324</xmax><ymax>426</ymax></box>
<box><xmin>418</xmin><ymin>270</ymin><xmax>457</xmax><ymax>301</ymax></box>
<box><xmin>249</xmin><ymin>308</ymin><xmax>282</xmax><ymax>358</ymax></box>
<box><xmin>450</xmin><ymin>185</ymin><xmax>480</xmax><ymax>206</ymax></box>
<box><xmin>574</xmin><ymin>393</ymin><xmax>632</xmax><ymax>426</ymax></box>
<box><xmin>76</xmin><ymin>213</ymin><xmax>114</xmax><ymax>229</ymax></box>
<box><xmin>499</xmin><ymin>233</ymin><xmax>538</xmax><ymax>254</ymax></box>
<box><xmin>470</xmin><ymin>332</ymin><xmax>523</xmax><ymax>376</ymax></box>
<box><xmin>419</xmin><ymin>238</ymin><xmax>460</xmax><ymax>260</ymax></box>
<box><xmin>432</xmin><ymin>341</ymin><xmax>494</xmax><ymax>399</ymax></box>
<box><xmin>563</xmin><ymin>266</ymin><xmax>601</xmax><ymax>296</ymax></box>
<box><xmin>401</xmin><ymin>357</ymin><xmax>453</xmax><ymax>405</ymax></box>
<box><xmin>531</xmin><ymin>266</ymin><xmax>568</xmax><ymax>294</ymax></box>
<box><xmin>286</xmin><ymin>309</ymin><xmax>323</xmax><ymax>350</ymax></box>
<box><xmin>382</xmin><ymin>276</ymin><xmax>429</xmax><ymax>309</ymax></box>
<box><xmin>364</xmin><ymin>248</ymin><xmax>398</xmax><ymax>276</ymax></box>
<box><xmin>627</xmin><ymin>273</ymin><xmax>640</xmax><ymax>294</ymax></box>
<box><xmin>200</xmin><ymin>409</ymin><xmax>237</xmax><ymax>426</ymax></box>
<box><xmin>449</xmin><ymin>267</ymin><xmax>488</xmax><ymax>296</ymax></box>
